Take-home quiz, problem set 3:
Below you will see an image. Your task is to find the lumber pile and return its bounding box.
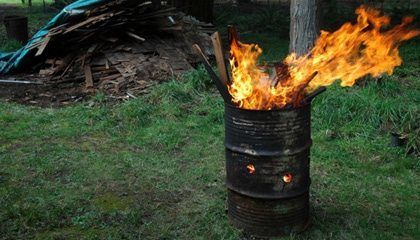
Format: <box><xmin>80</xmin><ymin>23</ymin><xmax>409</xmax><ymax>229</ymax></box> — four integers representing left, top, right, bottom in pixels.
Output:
<box><xmin>25</xmin><ymin>0</ymin><xmax>213</xmax><ymax>99</ymax></box>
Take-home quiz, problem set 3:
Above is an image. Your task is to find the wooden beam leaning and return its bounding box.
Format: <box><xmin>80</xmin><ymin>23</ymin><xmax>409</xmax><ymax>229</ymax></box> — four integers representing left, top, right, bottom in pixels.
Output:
<box><xmin>192</xmin><ymin>44</ymin><xmax>231</xmax><ymax>103</ymax></box>
<box><xmin>211</xmin><ymin>31</ymin><xmax>230</xmax><ymax>85</ymax></box>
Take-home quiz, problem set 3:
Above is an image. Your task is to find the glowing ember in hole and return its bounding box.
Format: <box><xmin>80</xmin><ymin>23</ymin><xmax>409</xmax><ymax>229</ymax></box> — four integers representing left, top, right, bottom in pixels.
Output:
<box><xmin>229</xmin><ymin>5</ymin><xmax>420</xmax><ymax>110</ymax></box>
<box><xmin>247</xmin><ymin>164</ymin><xmax>255</xmax><ymax>174</ymax></box>
<box><xmin>283</xmin><ymin>173</ymin><xmax>293</xmax><ymax>183</ymax></box>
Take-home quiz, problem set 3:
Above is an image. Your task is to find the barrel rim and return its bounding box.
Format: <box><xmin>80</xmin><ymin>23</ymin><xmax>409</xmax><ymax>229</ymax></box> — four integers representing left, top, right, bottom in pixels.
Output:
<box><xmin>225</xmin><ymin>140</ymin><xmax>312</xmax><ymax>157</ymax></box>
<box><xmin>3</xmin><ymin>15</ymin><xmax>28</xmax><ymax>21</ymax></box>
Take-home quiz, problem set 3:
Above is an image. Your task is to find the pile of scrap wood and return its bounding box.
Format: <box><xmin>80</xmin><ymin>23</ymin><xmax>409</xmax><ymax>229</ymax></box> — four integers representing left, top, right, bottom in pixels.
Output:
<box><xmin>14</xmin><ymin>0</ymin><xmax>214</xmax><ymax>101</ymax></box>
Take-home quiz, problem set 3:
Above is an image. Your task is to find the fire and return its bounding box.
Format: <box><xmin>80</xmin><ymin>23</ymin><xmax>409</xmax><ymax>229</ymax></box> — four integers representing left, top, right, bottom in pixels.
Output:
<box><xmin>247</xmin><ymin>164</ymin><xmax>255</xmax><ymax>174</ymax></box>
<box><xmin>283</xmin><ymin>173</ymin><xmax>293</xmax><ymax>183</ymax></box>
<box><xmin>229</xmin><ymin>6</ymin><xmax>419</xmax><ymax>110</ymax></box>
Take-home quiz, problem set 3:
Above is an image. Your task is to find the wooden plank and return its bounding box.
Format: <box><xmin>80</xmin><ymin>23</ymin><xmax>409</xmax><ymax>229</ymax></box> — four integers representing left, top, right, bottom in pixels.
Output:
<box><xmin>63</xmin><ymin>13</ymin><xmax>110</xmax><ymax>34</ymax></box>
<box><xmin>126</xmin><ymin>32</ymin><xmax>146</xmax><ymax>42</ymax></box>
<box><xmin>211</xmin><ymin>32</ymin><xmax>229</xmax><ymax>85</ymax></box>
<box><xmin>45</xmin><ymin>58</ymin><xmax>64</xmax><ymax>65</ymax></box>
<box><xmin>58</xmin><ymin>56</ymin><xmax>76</xmax><ymax>80</ymax></box>
<box><xmin>39</xmin><ymin>69</ymin><xmax>55</xmax><ymax>75</ymax></box>
<box><xmin>105</xmin><ymin>59</ymin><xmax>110</xmax><ymax>69</ymax></box>
<box><xmin>35</xmin><ymin>35</ymin><xmax>51</xmax><ymax>56</ymax></box>
<box><xmin>99</xmin><ymin>73</ymin><xmax>122</xmax><ymax>82</ymax></box>
<box><xmin>192</xmin><ymin>44</ymin><xmax>231</xmax><ymax>103</ymax></box>
<box><xmin>84</xmin><ymin>63</ymin><xmax>94</xmax><ymax>90</ymax></box>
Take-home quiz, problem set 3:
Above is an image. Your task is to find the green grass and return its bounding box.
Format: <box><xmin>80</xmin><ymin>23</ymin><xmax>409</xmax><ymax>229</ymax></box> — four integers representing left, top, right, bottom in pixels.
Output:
<box><xmin>0</xmin><ymin>36</ymin><xmax>419</xmax><ymax>239</ymax></box>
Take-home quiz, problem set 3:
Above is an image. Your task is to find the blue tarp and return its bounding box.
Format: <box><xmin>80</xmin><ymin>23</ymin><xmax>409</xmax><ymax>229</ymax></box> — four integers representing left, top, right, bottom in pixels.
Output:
<box><xmin>0</xmin><ymin>0</ymin><xmax>108</xmax><ymax>74</ymax></box>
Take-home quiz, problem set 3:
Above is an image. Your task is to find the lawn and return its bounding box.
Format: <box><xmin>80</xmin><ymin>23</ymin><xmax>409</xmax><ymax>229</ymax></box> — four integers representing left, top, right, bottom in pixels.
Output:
<box><xmin>0</xmin><ymin>3</ymin><xmax>419</xmax><ymax>240</ymax></box>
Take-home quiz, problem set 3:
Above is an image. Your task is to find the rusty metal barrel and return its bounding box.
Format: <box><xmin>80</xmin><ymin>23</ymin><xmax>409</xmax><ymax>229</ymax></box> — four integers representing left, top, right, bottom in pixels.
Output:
<box><xmin>3</xmin><ymin>15</ymin><xmax>28</xmax><ymax>44</ymax></box>
<box><xmin>225</xmin><ymin>103</ymin><xmax>312</xmax><ymax>237</ymax></box>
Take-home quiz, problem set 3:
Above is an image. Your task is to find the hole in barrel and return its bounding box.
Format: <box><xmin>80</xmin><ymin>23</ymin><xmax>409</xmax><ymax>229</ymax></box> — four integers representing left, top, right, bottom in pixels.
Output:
<box><xmin>246</xmin><ymin>164</ymin><xmax>255</xmax><ymax>174</ymax></box>
<box><xmin>283</xmin><ymin>173</ymin><xmax>293</xmax><ymax>183</ymax></box>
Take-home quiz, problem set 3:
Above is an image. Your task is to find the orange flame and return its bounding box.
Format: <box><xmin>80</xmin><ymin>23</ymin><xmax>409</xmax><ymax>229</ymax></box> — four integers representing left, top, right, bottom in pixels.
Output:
<box><xmin>283</xmin><ymin>173</ymin><xmax>293</xmax><ymax>183</ymax></box>
<box><xmin>247</xmin><ymin>164</ymin><xmax>256</xmax><ymax>174</ymax></box>
<box><xmin>229</xmin><ymin>6</ymin><xmax>419</xmax><ymax>110</ymax></box>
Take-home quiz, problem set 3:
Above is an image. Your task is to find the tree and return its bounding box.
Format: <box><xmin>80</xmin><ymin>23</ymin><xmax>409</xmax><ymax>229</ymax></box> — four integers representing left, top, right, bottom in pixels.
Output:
<box><xmin>289</xmin><ymin>0</ymin><xmax>320</xmax><ymax>56</ymax></box>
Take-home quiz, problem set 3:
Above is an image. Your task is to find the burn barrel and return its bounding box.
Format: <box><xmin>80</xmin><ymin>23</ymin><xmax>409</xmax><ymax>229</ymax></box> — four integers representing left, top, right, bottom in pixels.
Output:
<box><xmin>225</xmin><ymin>103</ymin><xmax>311</xmax><ymax>237</ymax></box>
<box><xmin>3</xmin><ymin>15</ymin><xmax>28</xmax><ymax>44</ymax></box>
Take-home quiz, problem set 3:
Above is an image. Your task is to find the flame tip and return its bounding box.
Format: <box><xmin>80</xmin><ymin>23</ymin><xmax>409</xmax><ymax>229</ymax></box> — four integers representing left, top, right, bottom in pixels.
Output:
<box><xmin>228</xmin><ymin>5</ymin><xmax>418</xmax><ymax>110</ymax></box>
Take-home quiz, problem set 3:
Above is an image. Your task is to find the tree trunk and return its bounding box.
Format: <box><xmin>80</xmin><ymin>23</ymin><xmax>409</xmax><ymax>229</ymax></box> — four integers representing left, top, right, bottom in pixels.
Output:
<box><xmin>289</xmin><ymin>0</ymin><xmax>320</xmax><ymax>56</ymax></box>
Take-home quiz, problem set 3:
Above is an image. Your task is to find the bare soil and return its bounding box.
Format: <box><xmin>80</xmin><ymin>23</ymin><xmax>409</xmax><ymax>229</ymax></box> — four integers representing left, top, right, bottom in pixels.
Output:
<box><xmin>0</xmin><ymin>76</ymin><xmax>89</xmax><ymax>107</ymax></box>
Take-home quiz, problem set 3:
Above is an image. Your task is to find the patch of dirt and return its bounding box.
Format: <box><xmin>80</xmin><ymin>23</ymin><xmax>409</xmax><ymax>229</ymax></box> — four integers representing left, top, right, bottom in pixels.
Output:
<box><xmin>0</xmin><ymin>76</ymin><xmax>88</xmax><ymax>107</ymax></box>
